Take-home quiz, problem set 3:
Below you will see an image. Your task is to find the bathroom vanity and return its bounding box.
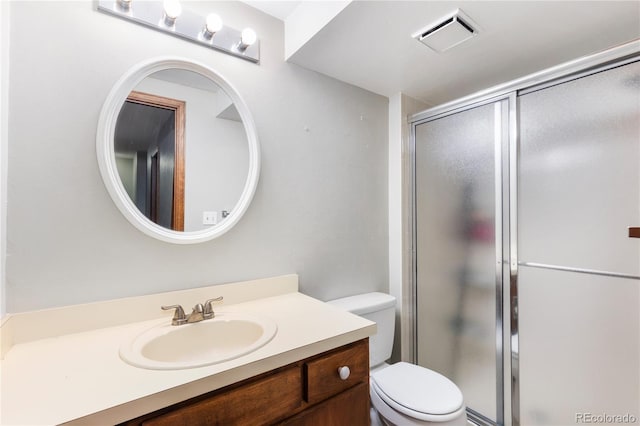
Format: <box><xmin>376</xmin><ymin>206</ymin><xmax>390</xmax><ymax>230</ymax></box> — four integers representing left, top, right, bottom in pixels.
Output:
<box><xmin>121</xmin><ymin>339</ymin><xmax>369</xmax><ymax>425</ymax></box>
<box><xmin>0</xmin><ymin>275</ymin><xmax>375</xmax><ymax>425</ymax></box>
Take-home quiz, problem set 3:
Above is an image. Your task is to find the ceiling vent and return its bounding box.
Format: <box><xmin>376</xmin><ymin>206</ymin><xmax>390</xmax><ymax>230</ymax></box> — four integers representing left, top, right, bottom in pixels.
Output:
<box><xmin>413</xmin><ymin>10</ymin><xmax>478</xmax><ymax>53</ymax></box>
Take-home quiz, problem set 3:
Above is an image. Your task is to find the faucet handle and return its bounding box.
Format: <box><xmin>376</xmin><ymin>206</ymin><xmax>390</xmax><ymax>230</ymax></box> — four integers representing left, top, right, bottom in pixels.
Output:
<box><xmin>203</xmin><ymin>296</ymin><xmax>224</xmax><ymax>319</ymax></box>
<box><xmin>161</xmin><ymin>304</ymin><xmax>187</xmax><ymax>326</ymax></box>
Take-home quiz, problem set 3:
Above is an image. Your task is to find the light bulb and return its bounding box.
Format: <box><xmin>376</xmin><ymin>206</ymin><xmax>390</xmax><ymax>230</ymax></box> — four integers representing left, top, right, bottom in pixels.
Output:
<box><xmin>202</xmin><ymin>13</ymin><xmax>223</xmax><ymax>39</ymax></box>
<box><xmin>205</xmin><ymin>14</ymin><xmax>223</xmax><ymax>34</ymax></box>
<box><xmin>163</xmin><ymin>0</ymin><xmax>182</xmax><ymax>26</ymax></box>
<box><xmin>237</xmin><ymin>28</ymin><xmax>257</xmax><ymax>51</ymax></box>
<box><xmin>241</xmin><ymin>28</ymin><xmax>257</xmax><ymax>46</ymax></box>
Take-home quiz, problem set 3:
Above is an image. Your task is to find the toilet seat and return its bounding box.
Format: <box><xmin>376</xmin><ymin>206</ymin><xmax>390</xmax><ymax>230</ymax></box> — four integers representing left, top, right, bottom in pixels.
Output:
<box><xmin>371</xmin><ymin>362</ymin><xmax>465</xmax><ymax>422</ymax></box>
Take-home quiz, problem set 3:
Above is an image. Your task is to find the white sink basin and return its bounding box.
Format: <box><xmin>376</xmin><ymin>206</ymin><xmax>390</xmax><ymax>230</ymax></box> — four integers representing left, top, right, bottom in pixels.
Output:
<box><xmin>119</xmin><ymin>312</ymin><xmax>278</xmax><ymax>370</ymax></box>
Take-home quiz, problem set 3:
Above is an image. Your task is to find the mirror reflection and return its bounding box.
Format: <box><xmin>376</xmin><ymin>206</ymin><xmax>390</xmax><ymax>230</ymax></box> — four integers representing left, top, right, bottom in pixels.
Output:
<box><xmin>114</xmin><ymin>69</ymin><xmax>249</xmax><ymax>232</ymax></box>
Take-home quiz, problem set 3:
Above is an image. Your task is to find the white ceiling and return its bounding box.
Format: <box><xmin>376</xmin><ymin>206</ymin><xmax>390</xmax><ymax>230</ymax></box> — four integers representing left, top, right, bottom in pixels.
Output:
<box><xmin>258</xmin><ymin>1</ymin><xmax>640</xmax><ymax>107</ymax></box>
<box><xmin>243</xmin><ymin>0</ymin><xmax>301</xmax><ymax>20</ymax></box>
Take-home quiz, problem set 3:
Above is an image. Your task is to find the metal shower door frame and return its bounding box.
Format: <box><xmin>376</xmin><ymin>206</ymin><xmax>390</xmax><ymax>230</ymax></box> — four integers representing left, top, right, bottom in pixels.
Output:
<box><xmin>409</xmin><ymin>93</ymin><xmax>513</xmax><ymax>426</ymax></box>
<box><xmin>406</xmin><ymin>40</ymin><xmax>640</xmax><ymax>426</ymax></box>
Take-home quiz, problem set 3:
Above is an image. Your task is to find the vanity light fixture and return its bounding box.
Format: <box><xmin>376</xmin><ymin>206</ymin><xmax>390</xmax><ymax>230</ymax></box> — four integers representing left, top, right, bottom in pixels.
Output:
<box><xmin>97</xmin><ymin>0</ymin><xmax>260</xmax><ymax>63</ymax></box>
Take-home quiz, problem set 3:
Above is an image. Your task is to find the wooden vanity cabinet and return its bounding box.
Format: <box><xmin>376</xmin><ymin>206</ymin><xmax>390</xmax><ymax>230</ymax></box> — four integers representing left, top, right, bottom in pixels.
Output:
<box><xmin>120</xmin><ymin>339</ymin><xmax>370</xmax><ymax>426</ymax></box>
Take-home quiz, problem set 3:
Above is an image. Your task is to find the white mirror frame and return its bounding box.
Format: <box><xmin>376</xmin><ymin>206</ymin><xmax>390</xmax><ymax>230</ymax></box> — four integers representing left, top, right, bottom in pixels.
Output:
<box><xmin>96</xmin><ymin>57</ymin><xmax>260</xmax><ymax>244</ymax></box>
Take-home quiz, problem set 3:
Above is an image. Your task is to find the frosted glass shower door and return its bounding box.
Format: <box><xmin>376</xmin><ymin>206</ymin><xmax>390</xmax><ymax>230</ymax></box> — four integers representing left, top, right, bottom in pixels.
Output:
<box><xmin>415</xmin><ymin>100</ymin><xmax>507</xmax><ymax>423</ymax></box>
<box><xmin>518</xmin><ymin>60</ymin><xmax>640</xmax><ymax>425</ymax></box>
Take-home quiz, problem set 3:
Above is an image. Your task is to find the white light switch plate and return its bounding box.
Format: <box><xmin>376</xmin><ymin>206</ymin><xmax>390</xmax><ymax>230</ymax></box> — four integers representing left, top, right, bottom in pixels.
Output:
<box><xmin>203</xmin><ymin>211</ymin><xmax>217</xmax><ymax>225</ymax></box>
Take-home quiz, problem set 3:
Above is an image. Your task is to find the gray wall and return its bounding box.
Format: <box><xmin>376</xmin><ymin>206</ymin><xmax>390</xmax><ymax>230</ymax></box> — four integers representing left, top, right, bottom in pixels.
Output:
<box><xmin>5</xmin><ymin>1</ymin><xmax>389</xmax><ymax>313</ymax></box>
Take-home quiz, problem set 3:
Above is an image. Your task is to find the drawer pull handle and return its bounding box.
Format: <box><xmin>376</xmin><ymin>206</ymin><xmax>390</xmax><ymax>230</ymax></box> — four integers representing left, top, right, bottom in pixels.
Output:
<box><xmin>338</xmin><ymin>366</ymin><xmax>350</xmax><ymax>380</ymax></box>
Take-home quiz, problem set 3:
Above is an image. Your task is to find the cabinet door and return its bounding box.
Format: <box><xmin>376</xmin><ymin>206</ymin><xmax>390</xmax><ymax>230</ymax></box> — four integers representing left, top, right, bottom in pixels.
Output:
<box><xmin>280</xmin><ymin>382</ymin><xmax>369</xmax><ymax>426</ymax></box>
<box><xmin>141</xmin><ymin>367</ymin><xmax>303</xmax><ymax>426</ymax></box>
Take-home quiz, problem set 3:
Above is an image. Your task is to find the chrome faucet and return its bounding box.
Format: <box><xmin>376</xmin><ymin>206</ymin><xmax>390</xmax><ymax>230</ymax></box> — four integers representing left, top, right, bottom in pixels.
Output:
<box><xmin>161</xmin><ymin>296</ymin><xmax>224</xmax><ymax>326</ymax></box>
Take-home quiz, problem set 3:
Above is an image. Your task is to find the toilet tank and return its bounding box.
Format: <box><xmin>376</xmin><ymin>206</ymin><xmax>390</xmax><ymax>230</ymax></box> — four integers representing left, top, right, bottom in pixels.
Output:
<box><xmin>327</xmin><ymin>292</ymin><xmax>396</xmax><ymax>368</ymax></box>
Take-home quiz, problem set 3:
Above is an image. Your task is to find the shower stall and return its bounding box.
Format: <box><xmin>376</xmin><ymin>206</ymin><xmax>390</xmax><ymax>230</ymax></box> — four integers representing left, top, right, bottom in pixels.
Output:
<box><xmin>409</xmin><ymin>43</ymin><xmax>640</xmax><ymax>426</ymax></box>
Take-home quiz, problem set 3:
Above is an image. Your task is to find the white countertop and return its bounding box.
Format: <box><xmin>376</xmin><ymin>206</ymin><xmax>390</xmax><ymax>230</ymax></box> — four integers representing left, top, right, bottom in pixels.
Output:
<box><xmin>0</xmin><ymin>278</ymin><xmax>375</xmax><ymax>425</ymax></box>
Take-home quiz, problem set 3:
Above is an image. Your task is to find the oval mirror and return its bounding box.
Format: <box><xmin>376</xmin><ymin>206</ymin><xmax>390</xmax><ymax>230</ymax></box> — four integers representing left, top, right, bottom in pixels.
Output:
<box><xmin>97</xmin><ymin>58</ymin><xmax>260</xmax><ymax>244</ymax></box>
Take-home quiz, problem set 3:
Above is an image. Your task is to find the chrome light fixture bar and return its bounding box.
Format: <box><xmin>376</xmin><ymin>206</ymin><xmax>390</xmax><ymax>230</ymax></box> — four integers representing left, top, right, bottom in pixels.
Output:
<box><xmin>97</xmin><ymin>0</ymin><xmax>260</xmax><ymax>64</ymax></box>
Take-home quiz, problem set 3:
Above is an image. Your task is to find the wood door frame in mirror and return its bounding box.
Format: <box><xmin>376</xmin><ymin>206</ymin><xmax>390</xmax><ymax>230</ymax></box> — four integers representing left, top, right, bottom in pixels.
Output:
<box><xmin>127</xmin><ymin>90</ymin><xmax>185</xmax><ymax>232</ymax></box>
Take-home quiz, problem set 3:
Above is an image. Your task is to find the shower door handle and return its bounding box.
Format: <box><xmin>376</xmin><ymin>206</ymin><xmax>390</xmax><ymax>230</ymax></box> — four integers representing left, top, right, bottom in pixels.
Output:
<box><xmin>629</xmin><ymin>227</ymin><xmax>640</xmax><ymax>238</ymax></box>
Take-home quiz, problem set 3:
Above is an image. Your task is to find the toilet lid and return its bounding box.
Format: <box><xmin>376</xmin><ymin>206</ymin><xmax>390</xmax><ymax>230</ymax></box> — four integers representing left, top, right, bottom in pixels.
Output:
<box><xmin>371</xmin><ymin>362</ymin><xmax>464</xmax><ymax>416</ymax></box>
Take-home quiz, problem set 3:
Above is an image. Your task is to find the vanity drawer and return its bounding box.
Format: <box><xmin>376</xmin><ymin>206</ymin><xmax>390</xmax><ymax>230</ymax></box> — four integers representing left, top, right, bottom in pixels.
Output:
<box><xmin>304</xmin><ymin>339</ymin><xmax>369</xmax><ymax>404</ymax></box>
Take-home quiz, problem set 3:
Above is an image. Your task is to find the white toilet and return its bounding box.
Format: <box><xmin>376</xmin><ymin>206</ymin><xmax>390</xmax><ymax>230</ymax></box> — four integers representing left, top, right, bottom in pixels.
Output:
<box><xmin>328</xmin><ymin>292</ymin><xmax>467</xmax><ymax>426</ymax></box>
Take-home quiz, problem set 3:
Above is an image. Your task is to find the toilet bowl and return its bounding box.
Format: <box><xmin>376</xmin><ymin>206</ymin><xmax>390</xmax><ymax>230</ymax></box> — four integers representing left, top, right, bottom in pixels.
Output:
<box><xmin>328</xmin><ymin>292</ymin><xmax>467</xmax><ymax>426</ymax></box>
<box><xmin>370</xmin><ymin>362</ymin><xmax>467</xmax><ymax>426</ymax></box>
